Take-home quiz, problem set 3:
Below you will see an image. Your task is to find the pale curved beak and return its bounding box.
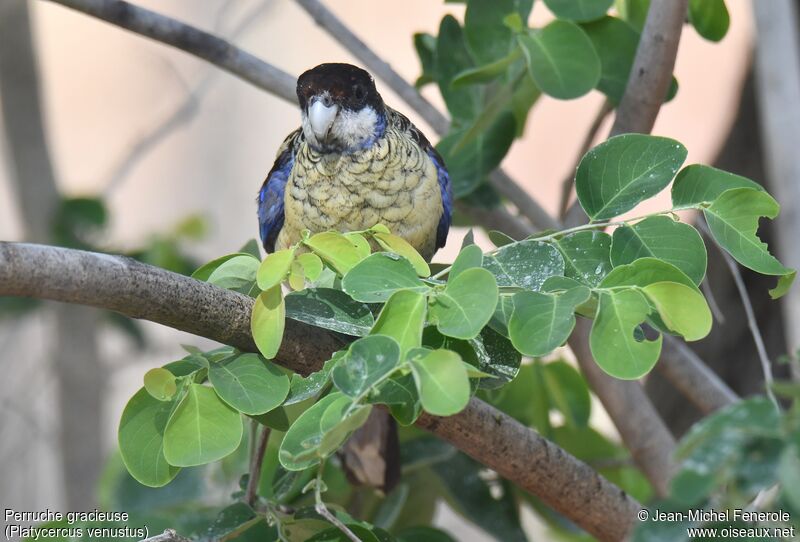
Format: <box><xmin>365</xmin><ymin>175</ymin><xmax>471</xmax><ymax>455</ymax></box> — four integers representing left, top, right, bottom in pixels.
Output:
<box><xmin>308</xmin><ymin>98</ymin><xmax>338</xmax><ymax>141</ymax></box>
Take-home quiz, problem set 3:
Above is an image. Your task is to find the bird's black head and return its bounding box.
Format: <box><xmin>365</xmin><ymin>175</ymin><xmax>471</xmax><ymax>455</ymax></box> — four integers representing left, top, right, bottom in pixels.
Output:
<box><xmin>296</xmin><ymin>63</ymin><xmax>386</xmax><ymax>153</ymax></box>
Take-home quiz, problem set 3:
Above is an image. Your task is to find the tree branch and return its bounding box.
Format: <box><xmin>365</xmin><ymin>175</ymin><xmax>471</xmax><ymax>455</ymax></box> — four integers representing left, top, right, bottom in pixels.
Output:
<box><xmin>568</xmin><ymin>320</ymin><xmax>676</xmax><ymax>497</ymax></box>
<box><xmin>44</xmin><ymin>0</ymin><xmax>297</xmax><ymax>104</ymax></box>
<box><xmin>0</xmin><ymin>242</ymin><xmax>640</xmax><ymax>541</ymax></box>
<box><xmin>564</xmin><ymin>0</ymin><xmax>689</xmax><ymax>227</ymax></box>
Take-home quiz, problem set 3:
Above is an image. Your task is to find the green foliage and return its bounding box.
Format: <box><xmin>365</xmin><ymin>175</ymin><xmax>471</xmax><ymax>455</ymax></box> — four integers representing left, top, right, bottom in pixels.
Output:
<box><xmin>688</xmin><ymin>0</ymin><xmax>730</xmax><ymax>42</ymax></box>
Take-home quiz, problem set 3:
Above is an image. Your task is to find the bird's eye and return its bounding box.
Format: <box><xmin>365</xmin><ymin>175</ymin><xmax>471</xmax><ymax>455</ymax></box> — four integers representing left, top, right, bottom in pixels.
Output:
<box><xmin>353</xmin><ymin>85</ymin><xmax>365</xmax><ymax>102</ymax></box>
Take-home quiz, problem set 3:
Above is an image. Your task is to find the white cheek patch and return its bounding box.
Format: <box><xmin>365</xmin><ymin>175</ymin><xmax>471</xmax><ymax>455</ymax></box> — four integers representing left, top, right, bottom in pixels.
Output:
<box><xmin>331</xmin><ymin>106</ymin><xmax>379</xmax><ymax>149</ymax></box>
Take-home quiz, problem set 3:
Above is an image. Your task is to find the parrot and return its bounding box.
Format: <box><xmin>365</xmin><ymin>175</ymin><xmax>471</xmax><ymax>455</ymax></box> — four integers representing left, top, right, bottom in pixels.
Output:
<box><xmin>257</xmin><ymin>63</ymin><xmax>452</xmax><ymax>492</ymax></box>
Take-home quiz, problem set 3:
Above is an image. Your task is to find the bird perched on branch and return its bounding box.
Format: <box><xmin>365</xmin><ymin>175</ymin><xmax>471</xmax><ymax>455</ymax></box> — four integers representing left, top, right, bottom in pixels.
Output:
<box><xmin>257</xmin><ymin>62</ymin><xmax>452</xmax><ymax>260</ymax></box>
<box><xmin>257</xmin><ymin>63</ymin><xmax>452</xmax><ymax>492</ymax></box>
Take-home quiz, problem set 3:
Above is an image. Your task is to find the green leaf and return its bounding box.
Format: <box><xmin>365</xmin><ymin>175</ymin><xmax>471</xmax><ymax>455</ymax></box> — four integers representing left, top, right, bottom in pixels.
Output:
<box><xmin>342</xmin><ymin>253</ymin><xmax>428</xmax><ymax>303</ymax></box>
<box><xmin>509</xmin><ymin>287</ymin><xmax>590</xmax><ymax>356</ymax></box>
<box><xmin>163</xmin><ymin>384</ymin><xmax>243</xmax><ymax>467</ymax></box>
<box><xmin>688</xmin><ymin>0</ymin><xmax>729</xmax><ymax>42</ymax></box>
<box><xmin>542</xmin><ymin>360</ymin><xmax>591</xmax><ymax>427</ymax></box>
<box><xmin>611</xmin><ymin>216</ymin><xmax>707</xmax><ymax>285</ymax></box>
<box><xmin>471</xmin><ymin>326</ymin><xmax>522</xmax><ymax>388</ymax></box>
<box><xmin>371</xmin><ymin>374</ymin><xmax>422</xmax><ymax>426</ymax></box>
<box><xmin>206</xmin><ymin>254</ymin><xmax>260</xmax><ymax>293</ymax></box>
<box><xmin>332</xmin><ymin>335</ymin><xmax>401</xmax><ymax>398</ymax></box>
<box><xmin>143</xmin><ymin>367</ymin><xmax>177</xmax><ymax>401</ymax></box>
<box><xmin>208</xmin><ymin>353</ymin><xmax>290</xmax><ymax>415</ymax></box>
<box><xmin>284</xmin><ymin>354</ymin><xmax>342</xmax><ymax>406</ymax></box>
<box><xmin>344</xmin><ymin>232</ymin><xmax>372</xmax><ymax>260</ymax></box>
<box><xmin>118</xmin><ymin>388</ymin><xmax>180</xmax><ymax>487</ymax></box>
<box><xmin>554</xmin><ymin>230</ymin><xmax>613</xmax><ymax>286</ymax></box>
<box><xmin>192</xmin><ymin>252</ymin><xmax>253</xmax><ymax>282</ymax></box>
<box><xmin>616</xmin><ymin>0</ymin><xmax>650</xmax><ymax>32</ymax></box>
<box><xmin>483</xmin><ymin>239</ymin><xmax>565</xmax><ymax>290</ymax></box>
<box><xmin>590</xmin><ymin>289</ymin><xmax>663</xmax><ymax>379</ymax></box>
<box><xmin>429</xmin><ymin>268</ymin><xmax>498</xmax><ymax>339</ymax></box>
<box><xmin>464</xmin><ymin>0</ymin><xmax>516</xmax><ymax>64</ymax></box>
<box><xmin>297</xmin><ymin>252</ymin><xmax>324</xmax><ymax>281</ymax></box>
<box><xmin>601</xmin><ymin>257</ymin><xmax>699</xmax><ymax>292</ymax></box>
<box><xmin>318</xmin><ymin>397</ymin><xmax>373</xmax><ymax>456</ymax></box>
<box><xmin>436</xmin><ymin>16</ymin><xmax>481</xmax><ymax>123</ymax></box>
<box><xmin>238</xmin><ymin>238</ymin><xmax>262</xmax><ymax>259</ymax></box>
<box><xmin>452</xmin><ymin>48</ymin><xmax>522</xmax><ymax>88</ymax></box>
<box><xmin>413</xmin><ymin>32</ymin><xmax>437</xmax><ymax>88</ymax></box>
<box><xmin>251</xmin><ymin>286</ymin><xmax>285</xmax><ymax>359</ymax></box>
<box><xmin>256</xmin><ymin>248</ymin><xmax>295</xmax><ymax>291</ymax></box>
<box><xmin>410</xmin><ymin>349</ymin><xmax>470</xmax><ymax>416</ymax></box>
<box><xmin>285</xmin><ymin>288</ymin><xmax>374</xmax><ymax>336</ymax></box>
<box><xmin>582</xmin><ymin>16</ymin><xmax>640</xmax><ymax>104</ymax></box>
<box><xmin>397</xmin><ymin>527</ymin><xmax>457</xmax><ymax>542</ymax></box>
<box><xmin>278</xmin><ymin>393</ymin><xmax>342</xmax><ymax>471</ymax></box>
<box><xmin>671</xmin><ymin>164</ymin><xmax>763</xmax><ymax>208</ymax></box>
<box><xmin>703</xmin><ymin>188</ymin><xmax>795</xmax><ymax>283</ymax></box>
<box><xmin>450</xmin><ymin>244</ymin><xmax>484</xmax><ymax>280</ymax></box>
<box><xmin>371</xmin><ymin>290</ymin><xmax>427</xmax><ymax>356</ymax></box>
<box><xmin>373</xmin><ymin>232</ymin><xmax>430</xmax><ymax>277</ymax></box>
<box><xmin>642</xmin><ymin>282</ymin><xmax>712</xmax><ymax>341</ymax></box>
<box><xmin>576</xmin><ymin>134</ymin><xmax>687</xmax><ymax>220</ymax></box>
<box><xmin>544</xmin><ymin>0</ymin><xmax>613</xmax><ymax>22</ymax></box>
<box><xmin>437</xmin><ymin>112</ymin><xmax>516</xmax><ymax>197</ymax></box>
<box><xmin>488</xmin><ymin>295</ymin><xmax>515</xmax><ymax>337</ymax></box>
<box><xmin>251</xmin><ymin>406</ymin><xmax>290</xmax><ymax>431</ymax></box>
<box><xmin>304</xmin><ymin>232</ymin><xmax>367</xmax><ymax>275</ymax></box>
<box><xmin>518</xmin><ymin>21</ymin><xmax>601</xmax><ymax>99</ymax></box>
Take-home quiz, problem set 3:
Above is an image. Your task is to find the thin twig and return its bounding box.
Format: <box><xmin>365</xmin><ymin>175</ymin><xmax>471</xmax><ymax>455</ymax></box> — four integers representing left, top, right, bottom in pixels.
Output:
<box><xmin>313</xmin><ymin>461</ymin><xmax>362</xmax><ymax>542</ymax></box>
<box><xmin>701</xmin><ymin>278</ymin><xmax>726</xmax><ymax>324</ymax></box>
<box><xmin>558</xmin><ymin>99</ymin><xmax>613</xmax><ymax>218</ymax></box>
<box><xmin>139</xmin><ymin>529</ymin><xmax>191</xmax><ymax>542</ymax></box>
<box><xmin>245</xmin><ymin>424</ymin><xmax>271</xmax><ymax>507</ymax></box>
<box><xmin>698</xmin><ymin>221</ymin><xmax>779</xmax><ymax>408</ymax></box>
<box><xmin>103</xmin><ymin>0</ymin><xmax>275</xmax><ymax>197</ymax></box>
<box><xmin>0</xmin><ymin>242</ymin><xmax>641</xmax><ymax>541</ymax></box>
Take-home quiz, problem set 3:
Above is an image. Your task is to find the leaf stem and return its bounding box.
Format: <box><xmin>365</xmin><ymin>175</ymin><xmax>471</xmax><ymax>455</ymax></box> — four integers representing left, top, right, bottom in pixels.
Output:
<box><xmin>245</xmin><ymin>424</ymin><xmax>271</xmax><ymax>507</ymax></box>
<box><xmin>313</xmin><ymin>460</ymin><xmax>362</xmax><ymax>542</ymax></box>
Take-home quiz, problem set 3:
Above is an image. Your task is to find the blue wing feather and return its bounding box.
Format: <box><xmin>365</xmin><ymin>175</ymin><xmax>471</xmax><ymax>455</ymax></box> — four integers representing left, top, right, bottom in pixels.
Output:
<box><xmin>258</xmin><ymin>130</ymin><xmax>299</xmax><ymax>253</ymax></box>
<box><xmin>426</xmin><ymin>148</ymin><xmax>452</xmax><ymax>251</ymax></box>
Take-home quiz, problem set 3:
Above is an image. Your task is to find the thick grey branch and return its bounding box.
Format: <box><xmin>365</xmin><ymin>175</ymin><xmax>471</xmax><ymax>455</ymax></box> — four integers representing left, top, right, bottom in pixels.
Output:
<box><xmin>44</xmin><ymin>0</ymin><xmax>297</xmax><ymax>104</ymax></box>
<box><xmin>0</xmin><ymin>242</ymin><xmax>640</xmax><ymax>541</ymax></box>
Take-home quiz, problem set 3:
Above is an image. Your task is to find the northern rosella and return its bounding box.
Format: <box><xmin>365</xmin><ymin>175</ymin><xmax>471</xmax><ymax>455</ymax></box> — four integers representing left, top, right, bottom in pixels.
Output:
<box><xmin>257</xmin><ymin>63</ymin><xmax>452</xmax><ymax>491</ymax></box>
<box><xmin>257</xmin><ymin>62</ymin><xmax>452</xmax><ymax>260</ymax></box>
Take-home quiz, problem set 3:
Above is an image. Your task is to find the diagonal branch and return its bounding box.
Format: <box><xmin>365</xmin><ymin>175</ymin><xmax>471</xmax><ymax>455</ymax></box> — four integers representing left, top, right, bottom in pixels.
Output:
<box><xmin>44</xmin><ymin>0</ymin><xmax>297</xmax><ymax>103</ymax></box>
<box><xmin>0</xmin><ymin>241</ymin><xmax>640</xmax><ymax>541</ymax></box>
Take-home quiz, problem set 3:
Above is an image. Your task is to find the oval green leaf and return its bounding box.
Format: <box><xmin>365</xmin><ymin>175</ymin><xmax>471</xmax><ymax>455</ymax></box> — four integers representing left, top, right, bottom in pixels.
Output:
<box><xmin>410</xmin><ymin>349</ymin><xmax>470</xmax><ymax>416</ymax></box>
<box><xmin>582</xmin><ymin>16</ymin><xmax>641</xmax><ymax>104</ymax></box>
<box><xmin>304</xmin><ymin>231</ymin><xmax>367</xmax><ymax>275</ymax></box>
<box><xmin>143</xmin><ymin>367</ymin><xmax>177</xmax><ymax>401</ymax></box>
<box><xmin>285</xmin><ymin>288</ymin><xmax>374</xmax><ymax>336</ymax></box>
<box><xmin>371</xmin><ymin>290</ymin><xmax>427</xmax><ymax>356</ymax></box>
<box><xmin>671</xmin><ymin>164</ymin><xmax>763</xmax><ymax>209</ymax></box>
<box><xmin>589</xmin><ymin>289</ymin><xmax>663</xmax><ymax>379</ymax></box>
<box><xmin>251</xmin><ymin>285</ymin><xmax>285</xmax><ymax>359</ymax></box>
<box><xmin>688</xmin><ymin>0</ymin><xmax>729</xmax><ymax>42</ymax></box>
<box><xmin>342</xmin><ymin>253</ymin><xmax>429</xmax><ymax>303</ymax></box>
<box><xmin>256</xmin><ymin>248</ymin><xmax>295</xmax><ymax>291</ymax></box>
<box><xmin>518</xmin><ymin>20</ymin><xmax>601</xmax><ymax>99</ymax></box>
<box><xmin>509</xmin><ymin>287</ymin><xmax>591</xmax><ymax>357</ymax></box>
<box><xmin>297</xmin><ymin>252</ymin><xmax>323</xmax><ymax>281</ymax></box>
<box><xmin>450</xmin><ymin>244</ymin><xmax>484</xmax><ymax>281</ymax></box>
<box><xmin>555</xmin><ymin>230</ymin><xmax>612</xmax><ymax>286</ymax></box>
<box><xmin>373</xmin><ymin>231</ymin><xmax>431</xmax><ymax>277</ymax></box>
<box><xmin>642</xmin><ymin>281</ymin><xmax>712</xmax><ymax>341</ymax></box>
<box><xmin>575</xmin><ymin>134</ymin><xmax>687</xmax><ymax>220</ymax></box>
<box><xmin>208</xmin><ymin>353</ymin><xmax>290</xmax><ymax>415</ymax></box>
<box><xmin>163</xmin><ymin>384</ymin><xmax>243</xmax><ymax>467</ymax></box>
<box><xmin>332</xmin><ymin>335</ymin><xmax>401</xmax><ymax>398</ymax></box>
<box><xmin>118</xmin><ymin>388</ymin><xmax>180</xmax><ymax>487</ymax></box>
<box><xmin>610</xmin><ymin>216</ymin><xmax>707</xmax><ymax>285</ymax></box>
<box><xmin>429</xmin><ymin>267</ymin><xmax>498</xmax><ymax>339</ymax></box>
<box><xmin>207</xmin><ymin>254</ymin><xmax>260</xmax><ymax>292</ymax></box>
<box><xmin>483</xmin><ymin>239</ymin><xmax>565</xmax><ymax>290</ymax></box>
<box><xmin>279</xmin><ymin>393</ymin><xmax>343</xmax><ymax>471</ymax></box>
